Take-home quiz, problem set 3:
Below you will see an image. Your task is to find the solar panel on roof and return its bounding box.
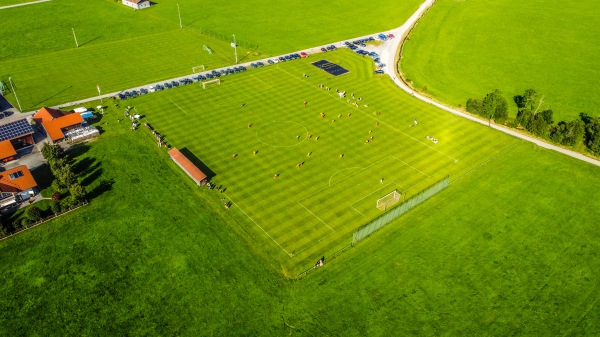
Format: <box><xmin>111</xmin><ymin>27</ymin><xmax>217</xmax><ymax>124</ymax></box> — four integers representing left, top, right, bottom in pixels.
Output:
<box><xmin>0</xmin><ymin>118</ymin><xmax>34</xmax><ymax>142</ymax></box>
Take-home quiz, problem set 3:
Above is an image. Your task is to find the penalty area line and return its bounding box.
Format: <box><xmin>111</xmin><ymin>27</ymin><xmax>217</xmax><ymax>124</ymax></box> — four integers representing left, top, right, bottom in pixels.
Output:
<box><xmin>297</xmin><ymin>200</ymin><xmax>335</xmax><ymax>232</ymax></box>
<box><xmin>169</xmin><ymin>99</ymin><xmax>189</xmax><ymax>115</ymax></box>
<box><xmin>225</xmin><ymin>193</ymin><xmax>292</xmax><ymax>256</ymax></box>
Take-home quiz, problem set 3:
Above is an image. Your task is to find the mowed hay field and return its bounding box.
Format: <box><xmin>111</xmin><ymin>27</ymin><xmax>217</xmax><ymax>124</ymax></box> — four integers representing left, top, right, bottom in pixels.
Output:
<box><xmin>0</xmin><ymin>0</ymin><xmax>422</xmax><ymax>110</ymax></box>
<box><xmin>130</xmin><ymin>50</ymin><xmax>517</xmax><ymax>274</ymax></box>
<box><xmin>400</xmin><ymin>0</ymin><xmax>600</xmax><ymax>121</ymax></box>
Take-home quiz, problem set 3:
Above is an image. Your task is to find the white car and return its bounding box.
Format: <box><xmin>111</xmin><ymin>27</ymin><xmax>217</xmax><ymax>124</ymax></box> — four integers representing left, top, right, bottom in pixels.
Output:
<box><xmin>149</xmin><ymin>85</ymin><xmax>156</xmax><ymax>93</ymax></box>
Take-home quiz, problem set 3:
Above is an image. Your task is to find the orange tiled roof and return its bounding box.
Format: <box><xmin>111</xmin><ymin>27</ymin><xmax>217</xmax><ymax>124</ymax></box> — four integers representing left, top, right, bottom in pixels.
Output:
<box><xmin>0</xmin><ymin>140</ymin><xmax>16</xmax><ymax>160</ymax></box>
<box><xmin>43</xmin><ymin>113</ymin><xmax>84</xmax><ymax>141</ymax></box>
<box><xmin>0</xmin><ymin>165</ymin><xmax>37</xmax><ymax>193</ymax></box>
<box><xmin>33</xmin><ymin>107</ymin><xmax>66</xmax><ymax>124</ymax></box>
<box><xmin>168</xmin><ymin>148</ymin><xmax>207</xmax><ymax>184</ymax></box>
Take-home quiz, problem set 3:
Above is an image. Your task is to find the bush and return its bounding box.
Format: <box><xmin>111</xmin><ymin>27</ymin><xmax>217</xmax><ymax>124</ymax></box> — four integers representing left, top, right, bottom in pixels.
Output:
<box><xmin>25</xmin><ymin>205</ymin><xmax>42</xmax><ymax>222</ymax></box>
<box><xmin>61</xmin><ymin>196</ymin><xmax>75</xmax><ymax>210</ymax></box>
<box><xmin>20</xmin><ymin>218</ymin><xmax>30</xmax><ymax>228</ymax></box>
<box><xmin>51</xmin><ymin>202</ymin><xmax>61</xmax><ymax>214</ymax></box>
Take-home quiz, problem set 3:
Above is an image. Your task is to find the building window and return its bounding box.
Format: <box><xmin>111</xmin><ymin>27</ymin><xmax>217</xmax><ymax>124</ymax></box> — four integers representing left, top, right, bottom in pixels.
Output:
<box><xmin>9</xmin><ymin>171</ymin><xmax>23</xmax><ymax>180</ymax></box>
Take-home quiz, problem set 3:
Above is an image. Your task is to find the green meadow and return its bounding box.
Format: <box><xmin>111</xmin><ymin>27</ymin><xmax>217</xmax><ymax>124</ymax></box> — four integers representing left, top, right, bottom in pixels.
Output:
<box><xmin>1</xmin><ymin>55</ymin><xmax>600</xmax><ymax>334</ymax></box>
<box><xmin>0</xmin><ymin>0</ymin><xmax>422</xmax><ymax>110</ymax></box>
<box><xmin>401</xmin><ymin>0</ymin><xmax>600</xmax><ymax>121</ymax></box>
<box><xmin>2</xmin><ymin>0</ymin><xmax>600</xmax><ymax>334</ymax></box>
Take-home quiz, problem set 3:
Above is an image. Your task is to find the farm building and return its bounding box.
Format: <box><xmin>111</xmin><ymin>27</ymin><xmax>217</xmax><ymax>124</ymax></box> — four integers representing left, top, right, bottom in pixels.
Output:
<box><xmin>0</xmin><ymin>165</ymin><xmax>38</xmax><ymax>209</ymax></box>
<box><xmin>168</xmin><ymin>148</ymin><xmax>208</xmax><ymax>186</ymax></box>
<box><xmin>33</xmin><ymin>107</ymin><xmax>86</xmax><ymax>143</ymax></box>
<box><xmin>122</xmin><ymin>0</ymin><xmax>152</xmax><ymax>10</ymax></box>
<box><xmin>0</xmin><ymin>118</ymin><xmax>35</xmax><ymax>161</ymax></box>
<box><xmin>0</xmin><ymin>140</ymin><xmax>17</xmax><ymax>163</ymax></box>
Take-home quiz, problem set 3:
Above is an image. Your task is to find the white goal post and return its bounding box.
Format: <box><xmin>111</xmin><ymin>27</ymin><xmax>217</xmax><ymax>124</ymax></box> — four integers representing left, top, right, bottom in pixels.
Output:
<box><xmin>192</xmin><ymin>65</ymin><xmax>205</xmax><ymax>73</ymax></box>
<box><xmin>376</xmin><ymin>190</ymin><xmax>401</xmax><ymax>211</ymax></box>
<box><xmin>202</xmin><ymin>78</ymin><xmax>220</xmax><ymax>89</ymax></box>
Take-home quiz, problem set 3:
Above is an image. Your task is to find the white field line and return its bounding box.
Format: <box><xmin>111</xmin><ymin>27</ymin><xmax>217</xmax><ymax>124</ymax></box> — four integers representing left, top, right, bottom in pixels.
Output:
<box><xmin>297</xmin><ymin>200</ymin><xmax>335</xmax><ymax>232</ymax></box>
<box><xmin>349</xmin><ymin>204</ymin><xmax>364</xmax><ymax>216</ymax></box>
<box><xmin>392</xmin><ymin>155</ymin><xmax>429</xmax><ymax>177</ymax></box>
<box><xmin>225</xmin><ymin>193</ymin><xmax>292</xmax><ymax>256</ymax></box>
<box><xmin>350</xmin><ymin>182</ymin><xmax>404</xmax><ymax>209</ymax></box>
<box><xmin>169</xmin><ymin>98</ymin><xmax>189</xmax><ymax>115</ymax></box>
<box><xmin>0</xmin><ymin>0</ymin><xmax>50</xmax><ymax>10</ymax></box>
<box><xmin>250</xmin><ymin>74</ymin><xmax>273</xmax><ymax>88</ymax></box>
<box><xmin>328</xmin><ymin>167</ymin><xmax>362</xmax><ymax>186</ymax></box>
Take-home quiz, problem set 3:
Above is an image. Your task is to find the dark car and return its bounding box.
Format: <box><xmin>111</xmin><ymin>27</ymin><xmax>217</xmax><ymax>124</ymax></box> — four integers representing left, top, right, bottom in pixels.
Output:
<box><xmin>198</xmin><ymin>74</ymin><xmax>206</xmax><ymax>80</ymax></box>
<box><xmin>268</xmin><ymin>59</ymin><xmax>275</xmax><ymax>64</ymax></box>
<box><xmin>251</xmin><ymin>63</ymin><xmax>257</xmax><ymax>68</ymax></box>
<box><xmin>192</xmin><ymin>76</ymin><xmax>200</xmax><ymax>82</ymax></box>
<box><xmin>140</xmin><ymin>88</ymin><xmax>148</xmax><ymax>95</ymax></box>
<box><xmin>321</xmin><ymin>47</ymin><xmax>327</xmax><ymax>52</ymax></box>
<box><xmin>374</xmin><ymin>70</ymin><xmax>384</xmax><ymax>74</ymax></box>
<box><xmin>279</xmin><ymin>56</ymin><xmax>286</xmax><ymax>62</ymax></box>
<box><xmin>256</xmin><ymin>61</ymin><xmax>264</xmax><ymax>67</ymax></box>
<box><xmin>155</xmin><ymin>84</ymin><xmax>164</xmax><ymax>91</ymax></box>
<box><xmin>164</xmin><ymin>82</ymin><xmax>172</xmax><ymax>89</ymax></box>
<box><xmin>239</xmin><ymin>66</ymin><xmax>247</xmax><ymax>71</ymax></box>
<box><xmin>206</xmin><ymin>73</ymin><xmax>214</xmax><ymax>79</ymax></box>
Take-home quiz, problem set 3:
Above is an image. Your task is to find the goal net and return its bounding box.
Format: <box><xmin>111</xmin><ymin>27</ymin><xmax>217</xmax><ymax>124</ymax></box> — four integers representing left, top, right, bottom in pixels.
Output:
<box><xmin>203</xmin><ymin>45</ymin><xmax>213</xmax><ymax>55</ymax></box>
<box><xmin>202</xmin><ymin>78</ymin><xmax>220</xmax><ymax>89</ymax></box>
<box><xmin>192</xmin><ymin>65</ymin><xmax>205</xmax><ymax>73</ymax></box>
<box><xmin>376</xmin><ymin>190</ymin><xmax>401</xmax><ymax>211</ymax></box>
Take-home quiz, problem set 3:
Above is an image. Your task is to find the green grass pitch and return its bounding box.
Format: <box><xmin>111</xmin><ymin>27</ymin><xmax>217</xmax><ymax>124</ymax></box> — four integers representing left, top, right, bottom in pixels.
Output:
<box><xmin>401</xmin><ymin>0</ymin><xmax>600</xmax><ymax>121</ymax></box>
<box><xmin>130</xmin><ymin>50</ymin><xmax>516</xmax><ymax>272</ymax></box>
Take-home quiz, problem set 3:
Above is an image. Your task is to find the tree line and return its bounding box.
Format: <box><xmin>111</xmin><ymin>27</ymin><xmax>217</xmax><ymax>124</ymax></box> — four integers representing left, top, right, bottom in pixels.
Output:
<box><xmin>466</xmin><ymin>89</ymin><xmax>600</xmax><ymax>155</ymax></box>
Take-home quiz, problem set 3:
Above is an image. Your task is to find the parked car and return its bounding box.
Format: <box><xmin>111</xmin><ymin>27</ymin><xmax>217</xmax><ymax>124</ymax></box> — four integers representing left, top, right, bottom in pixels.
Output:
<box><xmin>321</xmin><ymin>47</ymin><xmax>327</xmax><ymax>52</ymax></box>
<box><xmin>300</xmin><ymin>52</ymin><xmax>308</xmax><ymax>57</ymax></box>
<box><xmin>374</xmin><ymin>70</ymin><xmax>384</xmax><ymax>74</ymax></box>
<box><xmin>164</xmin><ymin>82</ymin><xmax>172</xmax><ymax>89</ymax></box>
<box><xmin>387</xmin><ymin>33</ymin><xmax>395</xmax><ymax>39</ymax></box>
<box><xmin>140</xmin><ymin>88</ymin><xmax>148</xmax><ymax>95</ymax></box>
<box><xmin>279</xmin><ymin>56</ymin><xmax>286</xmax><ymax>62</ymax></box>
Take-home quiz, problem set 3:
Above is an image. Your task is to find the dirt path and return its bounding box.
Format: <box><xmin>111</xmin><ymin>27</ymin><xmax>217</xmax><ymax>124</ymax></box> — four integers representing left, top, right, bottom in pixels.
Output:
<box><xmin>0</xmin><ymin>0</ymin><xmax>51</xmax><ymax>10</ymax></box>
<box><xmin>377</xmin><ymin>0</ymin><xmax>600</xmax><ymax>167</ymax></box>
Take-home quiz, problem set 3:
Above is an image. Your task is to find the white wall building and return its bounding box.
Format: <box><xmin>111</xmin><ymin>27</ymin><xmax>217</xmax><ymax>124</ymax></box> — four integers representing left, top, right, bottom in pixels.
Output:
<box><xmin>122</xmin><ymin>0</ymin><xmax>152</xmax><ymax>10</ymax></box>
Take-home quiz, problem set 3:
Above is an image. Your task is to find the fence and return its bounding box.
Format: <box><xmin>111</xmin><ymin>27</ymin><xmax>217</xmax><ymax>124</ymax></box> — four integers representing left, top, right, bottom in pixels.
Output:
<box><xmin>0</xmin><ymin>200</ymin><xmax>89</xmax><ymax>241</ymax></box>
<box><xmin>295</xmin><ymin>243</ymin><xmax>353</xmax><ymax>280</ymax></box>
<box><xmin>352</xmin><ymin>176</ymin><xmax>449</xmax><ymax>244</ymax></box>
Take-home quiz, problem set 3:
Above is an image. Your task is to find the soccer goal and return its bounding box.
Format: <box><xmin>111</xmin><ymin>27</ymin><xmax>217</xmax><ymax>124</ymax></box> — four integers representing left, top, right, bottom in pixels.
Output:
<box><xmin>203</xmin><ymin>45</ymin><xmax>213</xmax><ymax>55</ymax></box>
<box><xmin>202</xmin><ymin>78</ymin><xmax>220</xmax><ymax>89</ymax></box>
<box><xmin>192</xmin><ymin>65</ymin><xmax>205</xmax><ymax>73</ymax></box>
<box><xmin>376</xmin><ymin>190</ymin><xmax>402</xmax><ymax>211</ymax></box>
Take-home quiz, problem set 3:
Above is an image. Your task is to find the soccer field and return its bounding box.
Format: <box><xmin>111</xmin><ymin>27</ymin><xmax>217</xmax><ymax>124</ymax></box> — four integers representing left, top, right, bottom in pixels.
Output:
<box><xmin>129</xmin><ymin>50</ymin><xmax>516</xmax><ymax>272</ymax></box>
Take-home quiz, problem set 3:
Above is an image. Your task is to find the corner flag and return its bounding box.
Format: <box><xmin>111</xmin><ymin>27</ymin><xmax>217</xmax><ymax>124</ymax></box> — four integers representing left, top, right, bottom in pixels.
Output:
<box><xmin>96</xmin><ymin>85</ymin><xmax>101</xmax><ymax>96</ymax></box>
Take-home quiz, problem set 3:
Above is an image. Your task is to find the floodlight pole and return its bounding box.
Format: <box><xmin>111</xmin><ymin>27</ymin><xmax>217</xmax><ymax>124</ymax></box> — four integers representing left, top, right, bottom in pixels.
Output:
<box><xmin>177</xmin><ymin>4</ymin><xmax>182</xmax><ymax>28</ymax></box>
<box><xmin>8</xmin><ymin>77</ymin><xmax>22</xmax><ymax>112</ymax></box>
<box><xmin>72</xmin><ymin>28</ymin><xmax>79</xmax><ymax>48</ymax></box>
<box><xmin>233</xmin><ymin>34</ymin><xmax>238</xmax><ymax>64</ymax></box>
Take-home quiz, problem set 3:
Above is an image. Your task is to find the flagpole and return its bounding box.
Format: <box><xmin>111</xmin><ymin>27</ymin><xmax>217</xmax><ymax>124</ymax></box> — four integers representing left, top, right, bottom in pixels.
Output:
<box><xmin>8</xmin><ymin>77</ymin><xmax>22</xmax><ymax>112</ymax></box>
<box><xmin>97</xmin><ymin>85</ymin><xmax>102</xmax><ymax>104</ymax></box>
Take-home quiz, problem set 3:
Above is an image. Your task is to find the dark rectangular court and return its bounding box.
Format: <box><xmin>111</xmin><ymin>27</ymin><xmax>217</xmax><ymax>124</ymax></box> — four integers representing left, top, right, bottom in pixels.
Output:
<box><xmin>311</xmin><ymin>60</ymin><xmax>349</xmax><ymax>76</ymax></box>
